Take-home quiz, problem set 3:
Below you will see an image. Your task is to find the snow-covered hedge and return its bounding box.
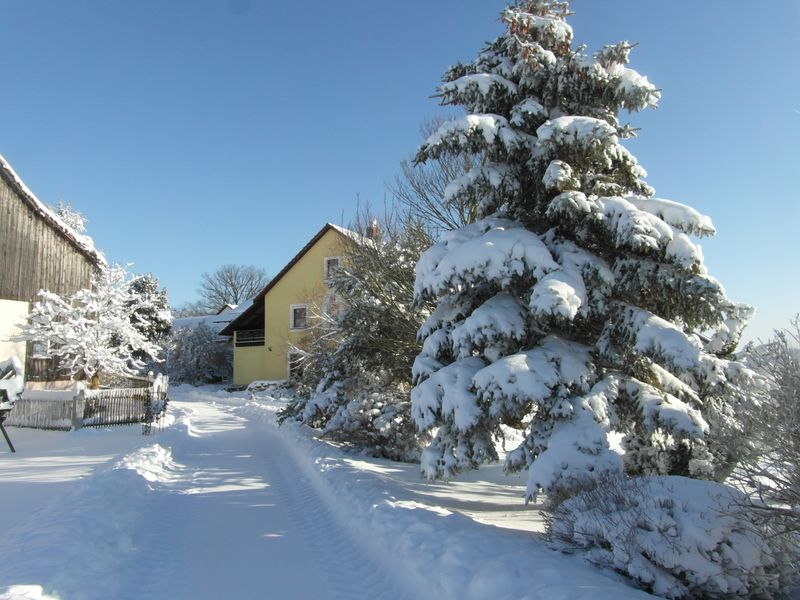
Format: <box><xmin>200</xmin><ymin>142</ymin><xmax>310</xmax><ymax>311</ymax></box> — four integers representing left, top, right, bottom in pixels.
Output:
<box><xmin>547</xmin><ymin>475</ymin><xmax>790</xmax><ymax>599</ymax></box>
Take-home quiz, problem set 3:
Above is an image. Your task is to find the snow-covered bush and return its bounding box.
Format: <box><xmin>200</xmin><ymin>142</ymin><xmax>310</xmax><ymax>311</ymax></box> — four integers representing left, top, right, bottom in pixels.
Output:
<box><xmin>16</xmin><ymin>265</ymin><xmax>165</xmax><ymax>381</ymax></box>
<box><xmin>167</xmin><ymin>322</ymin><xmax>232</xmax><ymax>385</ymax></box>
<box><xmin>547</xmin><ymin>475</ymin><xmax>789</xmax><ymax>599</ymax></box>
<box><xmin>730</xmin><ymin>317</ymin><xmax>800</xmax><ymax>587</ymax></box>
<box><xmin>293</xmin><ymin>374</ymin><xmax>423</xmax><ymax>462</ymax></box>
<box><xmin>53</xmin><ymin>200</ymin><xmax>88</xmax><ymax>235</ymax></box>
<box><xmin>410</xmin><ymin>0</ymin><xmax>758</xmax><ymax>498</ymax></box>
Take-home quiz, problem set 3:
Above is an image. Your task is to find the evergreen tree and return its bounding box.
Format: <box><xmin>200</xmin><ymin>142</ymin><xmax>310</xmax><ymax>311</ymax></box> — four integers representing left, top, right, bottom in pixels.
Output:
<box><xmin>128</xmin><ymin>274</ymin><xmax>172</xmax><ymax>348</ymax></box>
<box><xmin>411</xmin><ymin>0</ymin><xmax>758</xmax><ymax>499</ymax></box>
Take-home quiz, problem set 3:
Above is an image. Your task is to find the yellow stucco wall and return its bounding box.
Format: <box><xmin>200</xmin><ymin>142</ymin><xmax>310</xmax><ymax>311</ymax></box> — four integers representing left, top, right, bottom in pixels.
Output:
<box><xmin>262</xmin><ymin>227</ymin><xmax>347</xmax><ymax>380</ymax></box>
<box><xmin>0</xmin><ymin>299</ymin><xmax>29</xmax><ymax>373</ymax></box>
<box><xmin>233</xmin><ymin>344</ymin><xmax>268</xmax><ymax>386</ymax></box>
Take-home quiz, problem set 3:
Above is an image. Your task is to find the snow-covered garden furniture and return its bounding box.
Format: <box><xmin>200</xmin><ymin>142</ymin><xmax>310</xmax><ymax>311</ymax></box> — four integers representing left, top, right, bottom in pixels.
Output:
<box><xmin>0</xmin><ymin>357</ymin><xmax>24</xmax><ymax>452</ymax></box>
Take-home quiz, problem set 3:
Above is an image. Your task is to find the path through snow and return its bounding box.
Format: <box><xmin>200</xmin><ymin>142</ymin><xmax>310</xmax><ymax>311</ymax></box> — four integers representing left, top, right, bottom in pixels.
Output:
<box><xmin>0</xmin><ymin>387</ymin><xmax>653</xmax><ymax>600</ymax></box>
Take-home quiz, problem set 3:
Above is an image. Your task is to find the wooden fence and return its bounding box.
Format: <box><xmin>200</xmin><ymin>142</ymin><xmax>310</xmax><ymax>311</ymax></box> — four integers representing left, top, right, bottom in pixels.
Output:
<box><xmin>3</xmin><ymin>392</ymin><xmax>77</xmax><ymax>431</ymax></box>
<box><xmin>5</xmin><ymin>376</ymin><xmax>169</xmax><ymax>434</ymax></box>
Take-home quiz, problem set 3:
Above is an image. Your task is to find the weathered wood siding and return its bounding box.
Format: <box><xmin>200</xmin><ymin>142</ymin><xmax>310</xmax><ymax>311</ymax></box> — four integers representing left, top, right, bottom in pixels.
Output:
<box><xmin>0</xmin><ymin>168</ymin><xmax>97</xmax><ymax>301</ymax></box>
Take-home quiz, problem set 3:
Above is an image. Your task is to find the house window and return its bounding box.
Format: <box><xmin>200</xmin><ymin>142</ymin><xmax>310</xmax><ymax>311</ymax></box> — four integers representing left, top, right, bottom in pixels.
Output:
<box><xmin>290</xmin><ymin>304</ymin><xmax>308</xmax><ymax>329</ymax></box>
<box><xmin>288</xmin><ymin>351</ymin><xmax>305</xmax><ymax>380</ymax></box>
<box><xmin>324</xmin><ymin>257</ymin><xmax>340</xmax><ymax>279</ymax></box>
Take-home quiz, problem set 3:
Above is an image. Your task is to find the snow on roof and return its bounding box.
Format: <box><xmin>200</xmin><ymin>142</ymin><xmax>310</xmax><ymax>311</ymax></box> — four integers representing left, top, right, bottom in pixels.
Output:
<box><xmin>0</xmin><ymin>154</ymin><xmax>106</xmax><ymax>267</ymax></box>
<box><xmin>328</xmin><ymin>222</ymin><xmax>364</xmax><ymax>244</ymax></box>
<box><xmin>227</xmin><ymin>297</ymin><xmax>255</xmax><ymax>316</ymax></box>
<box><xmin>216</xmin><ymin>304</ymin><xmax>238</xmax><ymax>315</ymax></box>
<box><xmin>173</xmin><ymin>298</ymin><xmax>256</xmax><ymax>337</ymax></box>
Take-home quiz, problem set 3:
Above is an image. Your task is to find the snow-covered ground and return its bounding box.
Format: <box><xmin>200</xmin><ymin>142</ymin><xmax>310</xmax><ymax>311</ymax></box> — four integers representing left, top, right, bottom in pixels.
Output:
<box><xmin>0</xmin><ymin>386</ymin><xmax>655</xmax><ymax>600</ymax></box>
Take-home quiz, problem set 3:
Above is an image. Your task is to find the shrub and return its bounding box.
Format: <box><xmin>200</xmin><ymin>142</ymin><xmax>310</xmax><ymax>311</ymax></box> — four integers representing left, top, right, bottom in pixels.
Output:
<box><xmin>167</xmin><ymin>323</ymin><xmax>232</xmax><ymax>385</ymax></box>
<box><xmin>546</xmin><ymin>474</ymin><xmax>790</xmax><ymax>599</ymax></box>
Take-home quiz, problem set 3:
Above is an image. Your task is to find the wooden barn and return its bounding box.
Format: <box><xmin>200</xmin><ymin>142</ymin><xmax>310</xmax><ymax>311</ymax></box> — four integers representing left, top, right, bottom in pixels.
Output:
<box><xmin>0</xmin><ymin>154</ymin><xmax>105</xmax><ymax>383</ymax></box>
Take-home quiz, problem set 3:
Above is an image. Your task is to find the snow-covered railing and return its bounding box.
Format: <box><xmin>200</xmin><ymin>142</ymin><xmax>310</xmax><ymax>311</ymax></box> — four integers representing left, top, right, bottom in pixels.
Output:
<box><xmin>5</xmin><ymin>375</ymin><xmax>169</xmax><ymax>434</ymax></box>
<box><xmin>235</xmin><ymin>329</ymin><xmax>265</xmax><ymax>347</ymax></box>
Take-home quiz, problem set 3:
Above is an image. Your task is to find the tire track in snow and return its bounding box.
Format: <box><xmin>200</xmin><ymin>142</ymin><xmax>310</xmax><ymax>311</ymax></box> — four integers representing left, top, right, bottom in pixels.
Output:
<box><xmin>259</xmin><ymin>427</ymin><xmax>412</xmax><ymax>600</ymax></box>
<box><xmin>116</xmin><ymin>484</ymin><xmax>181</xmax><ymax>600</ymax></box>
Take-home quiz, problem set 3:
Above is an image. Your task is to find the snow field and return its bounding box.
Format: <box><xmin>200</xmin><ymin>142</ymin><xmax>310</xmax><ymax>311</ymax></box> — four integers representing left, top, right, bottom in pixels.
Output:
<box><xmin>0</xmin><ymin>387</ymin><xmax>655</xmax><ymax>599</ymax></box>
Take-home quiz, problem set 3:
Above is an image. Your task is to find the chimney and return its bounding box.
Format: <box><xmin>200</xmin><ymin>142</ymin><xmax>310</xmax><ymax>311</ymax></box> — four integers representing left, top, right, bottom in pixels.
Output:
<box><xmin>366</xmin><ymin>219</ymin><xmax>381</xmax><ymax>240</ymax></box>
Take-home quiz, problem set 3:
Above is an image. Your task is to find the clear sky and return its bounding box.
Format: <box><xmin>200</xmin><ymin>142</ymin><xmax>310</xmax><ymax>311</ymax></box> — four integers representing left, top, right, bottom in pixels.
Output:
<box><xmin>1</xmin><ymin>1</ymin><xmax>797</xmax><ymax>343</ymax></box>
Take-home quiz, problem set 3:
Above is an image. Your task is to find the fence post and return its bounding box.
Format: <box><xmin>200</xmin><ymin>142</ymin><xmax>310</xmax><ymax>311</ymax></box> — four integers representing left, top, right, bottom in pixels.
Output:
<box><xmin>72</xmin><ymin>390</ymin><xmax>85</xmax><ymax>431</ymax></box>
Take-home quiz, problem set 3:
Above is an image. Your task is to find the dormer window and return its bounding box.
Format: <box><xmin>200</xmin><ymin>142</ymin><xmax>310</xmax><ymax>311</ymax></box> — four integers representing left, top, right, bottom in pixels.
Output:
<box><xmin>324</xmin><ymin>257</ymin><xmax>340</xmax><ymax>279</ymax></box>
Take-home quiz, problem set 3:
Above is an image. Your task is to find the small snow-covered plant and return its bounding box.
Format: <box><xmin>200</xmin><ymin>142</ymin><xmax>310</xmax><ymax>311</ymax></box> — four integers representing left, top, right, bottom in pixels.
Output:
<box><xmin>17</xmin><ymin>264</ymin><xmax>164</xmax><ymax>380</ymax></box>
<box><xmin>547</xmin><ymin>475</ymin><xmax>789</xmax><ymax>599</ymax></box>
<box><xmin>410</xmin><ymin>0</ymin><xmax>758</xmax><ymax>498</ymax></box>
<box><xmin>54</xmin><ymin>200</ymin><xmax>88</xmax><ymax>234</ymax></box>
<box><xmin>167</xmin><ymin>322</ymin><xmax>232</xmax><ymax>385</ymax></box>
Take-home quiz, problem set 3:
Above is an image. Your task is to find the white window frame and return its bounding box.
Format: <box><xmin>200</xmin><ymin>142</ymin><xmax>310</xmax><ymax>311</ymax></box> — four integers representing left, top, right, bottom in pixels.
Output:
<box><xmin>290</xmin><ymin>304</ymin><xmax>309</xmax><ymax>330</ymax></box>
<box><xmin>324</xmin><ymin>256</ymin><xmax>340</xmax><ymax>279</ymax></box>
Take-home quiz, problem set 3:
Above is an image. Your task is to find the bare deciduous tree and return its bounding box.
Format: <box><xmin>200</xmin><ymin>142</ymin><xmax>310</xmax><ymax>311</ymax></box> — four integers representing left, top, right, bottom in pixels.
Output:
<box><xmin>389</xmin><ymin>118</ymin><xmax>477</xmax><ymax>236</ymax></box>
<box><xmin>171</xmin><ymin>300</ymin><xmax>207</xmax><ymax>318</ymax></box>
<box><xmin>197</xmin><ymin>264</ymin><xmax>269</xmax><ymax>313</ymax></box>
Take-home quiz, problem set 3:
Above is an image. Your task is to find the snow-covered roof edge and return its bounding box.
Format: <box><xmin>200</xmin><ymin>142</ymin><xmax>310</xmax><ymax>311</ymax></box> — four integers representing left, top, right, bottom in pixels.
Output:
<box><xmin>328</xmin><ymin>222</ymin><xmax>363</xmax><ymax>244</ymax></box>
<box><xmin>0</xmin><ymin>154</ymin><xmax>106</xmax><ymax>267</ymax></box>
<box><xmin>219</xmin><ymin>223</ymin><xmax>354</xmax><ymax>337</ymax></box>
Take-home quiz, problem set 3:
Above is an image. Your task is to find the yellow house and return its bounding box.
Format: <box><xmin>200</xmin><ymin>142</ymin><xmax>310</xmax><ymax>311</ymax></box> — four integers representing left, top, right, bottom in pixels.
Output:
<box><xmin>220</xmin><ymin>223</ymin><xmax>353</xmax><ymax>385</ymax></box>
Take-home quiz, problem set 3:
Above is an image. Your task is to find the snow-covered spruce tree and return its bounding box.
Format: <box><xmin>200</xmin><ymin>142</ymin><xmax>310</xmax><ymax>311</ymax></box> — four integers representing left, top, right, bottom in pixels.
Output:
<box><xmin>128</xmin><ymin>274</ymin><xmax>172</xmax><ymax>361</ymax></box>
<box><xmin>280</xmin><ymin>213</ymin><xmax>433</xmax><ymax>461</ymax></box>
<box><xmin>411</xmin><ymin>1</ymin><xmax>757</xmax><ymax>498</ymax></box>
<box><xmin>17</xmin><ymin>265</ymin><xmax>164</xmax><ymax>382</ymax></box>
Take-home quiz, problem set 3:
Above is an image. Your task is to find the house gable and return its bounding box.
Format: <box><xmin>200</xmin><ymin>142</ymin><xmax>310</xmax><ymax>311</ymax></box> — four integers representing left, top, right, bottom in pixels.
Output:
<box><xmin>223</xmin><ymin>223</ymin><xmax>352</xmax><ymax>384</ymax></box>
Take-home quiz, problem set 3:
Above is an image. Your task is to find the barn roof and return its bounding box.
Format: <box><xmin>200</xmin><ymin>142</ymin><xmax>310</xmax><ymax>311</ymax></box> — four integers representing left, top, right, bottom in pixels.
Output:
<box><xmin>0</xmin><ymin>155</ymin><xmax>106</xmax><ymax>268</ymax></box>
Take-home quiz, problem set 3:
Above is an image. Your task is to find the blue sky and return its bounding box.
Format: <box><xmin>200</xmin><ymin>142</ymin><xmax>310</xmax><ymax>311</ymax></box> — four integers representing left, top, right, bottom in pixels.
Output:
<box><xmin>1</xmin><ymin>1</ymin><xmax>797</xmax><ymax>342</ymax></box>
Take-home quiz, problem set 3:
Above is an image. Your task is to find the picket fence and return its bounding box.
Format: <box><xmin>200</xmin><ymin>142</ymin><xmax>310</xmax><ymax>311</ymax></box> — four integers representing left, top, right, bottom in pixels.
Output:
<box><xmin>5</xmin><ymin>376</ymin><xmax>169</xmax><ymax>434</ymax></box>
